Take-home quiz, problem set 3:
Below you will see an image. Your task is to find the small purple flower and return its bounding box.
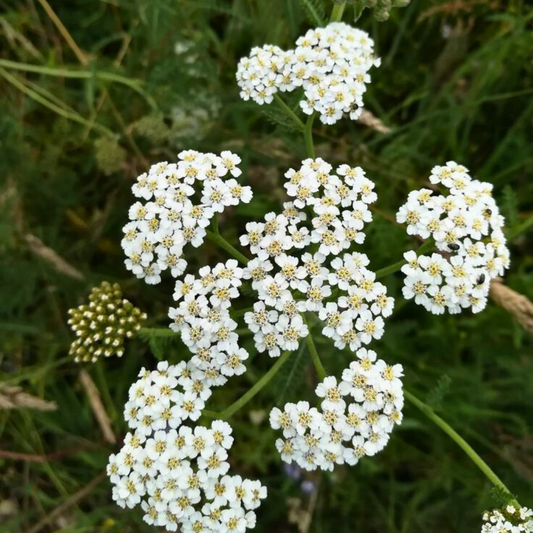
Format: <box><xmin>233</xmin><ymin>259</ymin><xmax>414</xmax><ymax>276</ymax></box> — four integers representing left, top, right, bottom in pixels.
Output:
<box><xmin>283</xmin><ymin>463</ymin><xmax>302</xmax><ymax>480</ymax></box>
<box><xmin>300</xmin><ymin>480</ymin><xmax>316</xmax><ymax>495</ymax></box>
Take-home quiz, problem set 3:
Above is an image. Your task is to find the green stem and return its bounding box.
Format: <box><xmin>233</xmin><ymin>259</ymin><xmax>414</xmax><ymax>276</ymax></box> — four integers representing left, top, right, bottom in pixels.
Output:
<box><xmin>207</xmin><ymin>350</ymin><xmax>293</xmax><ymax>420</ymax></box>
<box><xmin>303</xmin><ymin>316</ymin><xmax>328</xmax><ymax>380</ymax></box>
<box><xmin>231</xmin><ymin>306</ymin><xmax>254</xmax><ymax>318</ymax></box>
<box><xmin>375</xmin><ymin>239</ymin><xmax>434</xmax><ymax>279</ymax></box>
<box><xmin>404</xmin><ymin>389</ymin><xmax>520</xmax><ymax>508</ymax></box>
<box><xmin>205</xmin><ymin>230</ymin><xmax>249</xmax><ymax>265</ymax></box>
<box><xmin>304</xmin><ymin>114</ymin><xmax>316</xmax><ymax>159</ymax></box>
<box><xmin>0</xmin><ymin>58</ymin><xmax>157</xmax><ymax>110</ymax></box>
<box><xmin>273</xmin><ymin>93</ymin><xmax>305</xmax><ymax>131</ymax></box>
<box><xmin>138</xmin><ymin>327</ymin><xmax>179</xmax><ymax>338</ymax></box>
<box><xmin>375</xmin><ymin>258</ymin><xmax>406</xmax><ymax>280</ymax></box>
<box><xmin>212</xmin><ymin>213</ymin><xmax>219</xmax><ymax>235</ymax></box>
<box><xmin>330</xmin><ymin>2</ymin><xmax>346</xmax><ymax>22</ymax></box>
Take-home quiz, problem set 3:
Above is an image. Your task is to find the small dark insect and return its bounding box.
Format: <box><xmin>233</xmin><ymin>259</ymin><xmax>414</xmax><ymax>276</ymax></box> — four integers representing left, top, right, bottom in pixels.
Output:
<box><xmin>485</xmin><ymin>209</ymin><xmax>492</xmax><ymax>216</ymax></box>
<box><xmin>448</xmin><ymin>243</ymin><xmax>460</xmax><ymax>251</ymax></box>
<box><xmin>477</xmin><ymin>274</ymin><xmax>486</xmax><ymax>285</ymax></box>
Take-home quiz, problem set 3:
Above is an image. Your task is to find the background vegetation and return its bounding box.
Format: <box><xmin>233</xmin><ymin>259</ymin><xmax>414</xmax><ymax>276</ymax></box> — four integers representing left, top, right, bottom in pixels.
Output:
<box><xmin>1</xmin><ymin>0</ymin><xmax>532</xmax><ymax>532</ymax></box>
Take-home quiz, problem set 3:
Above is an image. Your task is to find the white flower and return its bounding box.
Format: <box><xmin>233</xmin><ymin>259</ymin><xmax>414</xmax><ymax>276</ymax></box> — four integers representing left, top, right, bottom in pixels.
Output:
<box><xmin>355</xmin><ymin>310</ymin><xmax>384</xmax><ymax>345</ymax></box>
<box><xmin>398</xmin><ymin>162</ymin><xmax>510</xmax><ymax>315</ymax></box>
<box><xmin>276</xmin><ymin>313</ymin><xmax>308</xmax><ymax>350</ymax></box>
<box><xmin>315</xmin><ymin>376</ymin><xmax>350</xmax><ymax>412</ymax></box>
<box><xmin>109</xmin><ymin>361</ymin><xmax>266</xmax><ymax>532</ymax></box>
<box><xmin>122</xmin><ymin>151</ymin><xmax>250</xmax><ymax>285</ymax></box>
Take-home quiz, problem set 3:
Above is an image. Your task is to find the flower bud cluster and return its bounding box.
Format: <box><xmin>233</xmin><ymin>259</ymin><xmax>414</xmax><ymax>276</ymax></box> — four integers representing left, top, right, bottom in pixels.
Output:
<box><xmin>397</xmin><ymin>161</ymin><xmax>510</xmax><ymax>314</ymax></box>
<box><xmin>481</xmin><ymin>505</ymin><xmax>533</xmax><ymax>533</ymax></box>
<box><xmin>108</xmin><ymin>362</ymin><xmax>267</xmax><ymax>532</ymax></box>
<box><xmin>122</xmin><ymin>150</ymin><xmax>252</xmax><ymax>284</ymax></box>
<box><xmin>236</xmin><ymin>22</ymin><xmax>379</xmax><ymax>124</ymax></box>
<box><xmin>270</xmin><ymin>348</ymin><xmax>404</xmax><ymax>471</ymax></box>
<box><xmin>68</xmin><ymin>282</ymin><xmax>146</xmax><ymax>362</ymax></box>
<box><xmin>240</xmin><ymin>158</ymin><xmax>394</xmax><ymax>358</ymax></box>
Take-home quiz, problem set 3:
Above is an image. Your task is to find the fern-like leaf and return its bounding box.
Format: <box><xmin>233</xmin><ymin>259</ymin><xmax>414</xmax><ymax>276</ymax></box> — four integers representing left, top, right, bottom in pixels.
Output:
<box><xmin>425</xmin><ymin>375</ymin><xmax>452</xmax><ymax>410</ymax></box>
<box><xmin>275</xmin><ymin>343</ymin><xmax>310</xmax><ymax>404</ymax></box>
<box><xmin>502</xmin><ymin>185</ymin><xmax>519</xmax><ymax>227</ymax></box>
<box><xmin>260</xmin><ymin>107</ymin><xmax>302</xmax><ymax>133</ymax></box>
<box><xmin>137</xmin><ymin>327</ymin><xmax>179</xmax><ymax>360</ymax></box>
<box><xmin>298</xmin><ymin>0</ymin><xmax>326</xmax><ymax>27</ymax></box>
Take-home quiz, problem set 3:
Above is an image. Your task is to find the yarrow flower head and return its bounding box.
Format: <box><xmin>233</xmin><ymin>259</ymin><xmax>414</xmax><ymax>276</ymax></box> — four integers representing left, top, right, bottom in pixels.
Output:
<box><xmin>397</xmin><ymin>161</ymin><xmax>510</xmax><ymax>314</ymax></box>
<box><xmin>241</xmin><ymin>158</ymin><xmax>393</xmax><ymax>359</ymax></box>
<box><xmin>236</xmin><ymin>23</ymin><xmax>380</xmax><ymax>125</ymax></box>
<box><xmin>481</xmin><ymin>505</ymin><xmax>533</xmax><ymax>533</ymax></box>
<box><xmin>168</xmin><ymin>259</ymin><xmax>248</xmax><ymax>390</ymax></box>
<box><xmin>68</xmin><ymin>282</ymin><xmax>146</xmax><ymax>362</ymax></box>
<box><xmin>122</xmin><ymin>150</ymin><xmax>252</xmax><ymax>285</ymax></box>
<box><xmin>108</xmin><ymin>361</ymin><xmax>267</xmax><ymax>532</ymax></box>
<box><xmin>270</xmin><ymin>348</ymin><xmax>404</xmax><ymax>472</ymax></box>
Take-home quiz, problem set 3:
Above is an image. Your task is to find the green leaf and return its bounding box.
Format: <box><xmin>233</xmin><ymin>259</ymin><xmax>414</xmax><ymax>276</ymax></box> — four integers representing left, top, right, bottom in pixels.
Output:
<box><xmin>260</xmin><ymin>107</ymin><xmax>302</xmax><ymax>133</ymax></box>
<box><xmin>501</xmin><ymin>185</ymin><xmax>519</xmax><ymax>227</ymax></box>
<box><xmin>298</xmin><ymin>0</ymin><xmax>326</xmax><ymax>26</ymax></box>
<box><xmin>353</xmin><ymin>0</ymin><xmax>365</xmax><ymax>22</ymax></box>
<box><xmin>137</xmin><ymin>327</ymin><xmax>180</xmax><ymax>360</ymax></box>
<box><xmin>274</xmin><ymin>343</ymin><xmax>310</xmax><ymax>404</ymax></box>
<box><xmin>425</xmin><ymin>375</ymin><xmax>452</xmax><ymax>410</ymax></box>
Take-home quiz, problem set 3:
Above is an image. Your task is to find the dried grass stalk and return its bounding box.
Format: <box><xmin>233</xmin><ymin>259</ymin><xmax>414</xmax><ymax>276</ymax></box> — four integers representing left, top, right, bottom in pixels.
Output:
<box><xmin>490</xmin><ymin>278</ymin><xmax>533</xmax><ymax>332</ymax></box>
<box><xmin>79</xmin><ymin>370</ymin><xmax>116</xmax><ymax>444</ymax></box>
<box><xmin>358</xmin><ymin>109</ymin><xmax>391</xmax><ymax>134</ymax></box>
<box><xmin>0</xmin><ymin>384</ymin><xmax>57</xmax><ymax>411</ymax></box>
<box><xmin>25</xmin><ymin>234</ymin><xmax>85</xmax><ymax>281</ymax></box>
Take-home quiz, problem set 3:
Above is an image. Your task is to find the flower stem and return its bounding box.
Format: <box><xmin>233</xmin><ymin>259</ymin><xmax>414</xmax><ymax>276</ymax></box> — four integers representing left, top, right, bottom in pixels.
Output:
<box><xmin>205</xmin><ymin>350</ymin><xmax>293</xmax><ymax>420</ymax></box>
<box><xmin>330</xmin><ymin>3</ymin><xmax>346</xmax><ymax>22</ymax></box>
<box><xmin>205</xmin><ymin>230</ymin><xmax>249</xmax><ymax>266</ymax></box>
<box><xmin>304</xmin><ymin>114</ymin><xmax>316</xmax><ymax>159</ymax></box>
<box><xmin>138</xmin><ymin>327</ymin><xmax>179</xmax><ymax>338</ymax></box>
<box><xmin>375</xmin><ymin>258</ymin><xmax>407</xmax><ymax>280</ymax></box>
<box><xmin>303</xmin><ymin>316</ymin><xmax>328</xmax><ymax>380</ymax></box>
<box><xmin>404</xmin><ymin>389</ymin><xmax>520</xmax><ymax>508</ymax></box>
<box><xmin>375</xmin><ymin>239</ymin><xmax>434</xmax><ymax>279</ymax></box>
<box><xmin>211</xmin><ymin>213</ymin><xmax>219</xmax><ymax>235</ymax></box>
<box><xmin>273</xmin><ymin>93</ymin><xmax>305</xmax><ymax>131</ymax></box>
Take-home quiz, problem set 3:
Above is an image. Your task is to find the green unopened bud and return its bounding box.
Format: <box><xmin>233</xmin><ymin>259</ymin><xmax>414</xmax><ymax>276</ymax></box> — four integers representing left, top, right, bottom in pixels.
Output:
<box><xmin>68</xmin><ymin>282</ymin><xmax>147</xmax><ymax>363</ymax></box>
<box><xmin>374</xmin><ymin>7</ymin><xmax>390</xmax><ymax>20</ymax></box>
<box><xmin>392</xmin><ymin>0</ymin><xmax>410</xmax><ymax>6</ymax></box>
<box><xmin>363</xmin><ymin>0</ymin><xmax>377</xmax><ymax>6</ymax></box>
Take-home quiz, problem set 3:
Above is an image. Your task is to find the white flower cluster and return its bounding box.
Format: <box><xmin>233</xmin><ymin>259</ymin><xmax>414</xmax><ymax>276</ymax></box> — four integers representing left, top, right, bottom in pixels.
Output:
<box><xmin>481</xmin><ymin>505</ymin><xmax>533</xmax><ymax>533</ymax></box>
<box><xmin>270</xmin><ymin>349</ymin><xmax>404</xmax><ymax>471</ymax></box>
<box><xmin>168</xmin><ymin>259</ymin><xmax>248</xmax><ymax>390</ymax></box>
<box><xmin>122</xmin><ymin>150</ymin><xmax>252</xmax><ymax>285</ymax></box>
<box><xmin>108</xmin><ymin>362</ymin><xmax>267</xmax><ymax>532</ymax></box>
<box><xmin>241</xmin><ymin>158</ymin><xmax>394</xmax><ymax>358</ymax></box>
<box><xmin>236</xmin><ymin>23</ymin><xmax>380</xmax><ymax>124</ymax></box>
<box><xmin>397</xmin><ymin>161</ymin><xmax>510</xmax><ymax>314</ymax></box>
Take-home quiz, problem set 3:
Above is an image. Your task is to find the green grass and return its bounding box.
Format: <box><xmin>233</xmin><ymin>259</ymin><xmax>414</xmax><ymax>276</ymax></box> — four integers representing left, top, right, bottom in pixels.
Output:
<box><xmin>1</xmin><ymin>0</ymin><xmax>532</xmax><ymax>532</ymax></box>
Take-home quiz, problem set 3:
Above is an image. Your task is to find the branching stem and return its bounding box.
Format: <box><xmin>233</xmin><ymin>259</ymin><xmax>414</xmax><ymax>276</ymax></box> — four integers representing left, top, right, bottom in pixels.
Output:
<box><xmin>404</xmin><ymin>389</ymin><xmax>520</xmax><ymax>508</ymax></box>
